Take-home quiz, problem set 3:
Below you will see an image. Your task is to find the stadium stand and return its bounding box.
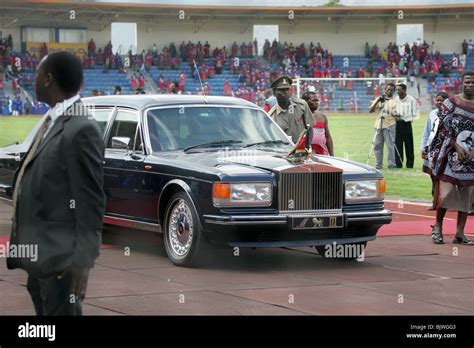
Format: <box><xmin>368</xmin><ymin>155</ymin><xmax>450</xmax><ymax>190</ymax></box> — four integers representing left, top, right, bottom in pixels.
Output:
<box><xmin>1</xmin><ymin>24</ymin><xmax>473</xmax><ymax>113</ymax></box>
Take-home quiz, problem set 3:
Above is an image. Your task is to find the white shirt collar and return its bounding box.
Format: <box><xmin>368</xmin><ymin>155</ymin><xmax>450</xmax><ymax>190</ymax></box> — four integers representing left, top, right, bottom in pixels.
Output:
<box><xmin>48</xmin><ymin>94</ymin><xmax>80</xmax><ymax>122</ymax></box>
<box><xmin>398</xmin><ymin>95</ymin><xmax>411</xmax><ymax>102</ymax></box>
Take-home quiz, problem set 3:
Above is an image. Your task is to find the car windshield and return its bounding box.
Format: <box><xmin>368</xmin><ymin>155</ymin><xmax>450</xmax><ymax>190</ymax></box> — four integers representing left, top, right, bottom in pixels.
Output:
<box><xmin>146</xmin><ymin>106</ymin><xmax>290</xmax><ymax>152</ymax></box>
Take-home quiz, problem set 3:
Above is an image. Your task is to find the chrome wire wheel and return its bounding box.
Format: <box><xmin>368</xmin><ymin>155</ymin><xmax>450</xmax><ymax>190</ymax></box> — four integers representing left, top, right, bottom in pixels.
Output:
<box><xmin>168</xmin><ymin>199</ymin><xmax>194</xmax><ymax>259</ymax></box>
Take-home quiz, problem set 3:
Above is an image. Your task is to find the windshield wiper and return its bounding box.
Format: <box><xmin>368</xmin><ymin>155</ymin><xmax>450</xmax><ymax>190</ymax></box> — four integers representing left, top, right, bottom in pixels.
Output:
<box><xmin>244</xmin><ymin>140</ymin><xmax>290</xmax><ymax>148</ymax></box>
<box><xmin>184</xmin><ymin>140</ymin><xmax>243</xmax><ymax>152</ymax></box>
<box><xmin>2</xmin><ymin>141</ymin><xmax>20</xmax><ymax>147</ymax></box>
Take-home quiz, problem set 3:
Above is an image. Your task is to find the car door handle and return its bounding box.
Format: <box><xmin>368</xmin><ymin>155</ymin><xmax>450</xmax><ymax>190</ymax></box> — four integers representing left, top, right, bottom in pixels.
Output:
<box><xmin>129</xmin><ymin>153</ymin><xmax>144</xmax><ymax>161</ymax></box>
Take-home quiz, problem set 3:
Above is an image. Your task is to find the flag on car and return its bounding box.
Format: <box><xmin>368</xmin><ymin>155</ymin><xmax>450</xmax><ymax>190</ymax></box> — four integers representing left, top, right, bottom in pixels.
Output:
<box><xmin>285</xmin><ymin>125</ymin><xmax>313</xmax><ymax>163</ymax></box>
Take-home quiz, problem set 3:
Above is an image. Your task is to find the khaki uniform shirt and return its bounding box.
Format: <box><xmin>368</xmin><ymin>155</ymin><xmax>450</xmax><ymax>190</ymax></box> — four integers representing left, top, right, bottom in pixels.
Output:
<box><xmin>370</xmin><ymin>96</ymin><xmax>396</xmax><ymax>129</ymax></box>
<box><xmin>269</xmin><ymin>98</ymin><xmax>315</xmax><ymax>142</ymax></box>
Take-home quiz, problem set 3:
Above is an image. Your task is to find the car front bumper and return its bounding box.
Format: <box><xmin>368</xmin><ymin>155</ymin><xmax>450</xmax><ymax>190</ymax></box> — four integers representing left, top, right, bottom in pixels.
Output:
<box><xmin>202</xmin><ymin>209</ymin><xmax>392</xmax><ymax>247</ymax></box>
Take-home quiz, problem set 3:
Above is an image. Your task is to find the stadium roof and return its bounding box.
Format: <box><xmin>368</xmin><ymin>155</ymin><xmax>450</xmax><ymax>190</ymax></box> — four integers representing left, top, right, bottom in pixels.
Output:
<box><xmin>2</xmin><ymin>0</ymin><xmax>473</xmax><ymax>30</ymax></box>
<box><xmin>22</xmin><ymin>0</ymin><xmax>474</xmax><ymax>9</ymax></box>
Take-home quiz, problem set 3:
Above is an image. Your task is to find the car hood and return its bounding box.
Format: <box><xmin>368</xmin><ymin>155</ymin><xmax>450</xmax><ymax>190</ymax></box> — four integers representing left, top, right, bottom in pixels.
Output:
<box><xmin>0</xmin><ymin>143</ymin><xmax>29</xmax><ymax>155</ymax></box>
<box><xmin>150</xmin><ymin>148</ymin><xmax>377</xmax><ymax>178</ymax></box>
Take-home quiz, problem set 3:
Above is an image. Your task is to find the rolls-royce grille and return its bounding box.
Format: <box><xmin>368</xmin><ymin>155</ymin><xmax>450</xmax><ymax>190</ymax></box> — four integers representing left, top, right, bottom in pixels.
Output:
<box><xmin>278</xmin><ymin>172</ymin><xmax>343</xmax><ymax>211</ymax></box>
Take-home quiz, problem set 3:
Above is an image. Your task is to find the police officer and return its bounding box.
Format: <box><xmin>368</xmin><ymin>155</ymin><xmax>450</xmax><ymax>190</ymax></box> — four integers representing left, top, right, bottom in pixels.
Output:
<box><xmin>268</xmin><ymin>76</ymin><xmax>314</xmax><ymax>143</ymax></box>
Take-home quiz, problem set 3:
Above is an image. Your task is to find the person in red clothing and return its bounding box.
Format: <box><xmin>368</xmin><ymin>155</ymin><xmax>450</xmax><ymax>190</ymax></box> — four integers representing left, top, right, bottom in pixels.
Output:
<box><xmin>158</xmin><ymin>75</ymin><xmax>165</xmax><ymax>92</ymax></box>
<box><xmin>40</xmin><ymin>43</ymin><xmax>48</xmax><ymax>58</ymax></box>
<box><xmin>96</xmin><ymin>48</ymin><xmax>104</xmax><ymax>65</ymax></box>
<box><xmin>130</xmin><ymin>75</ymin><xmax>138</xmax><ymax>90</ymax></box>
<box><xmin>301</xmin><ymin>91</ymin><xmax>334</xmax><ymax>156</ymax></box>
<box><xmin>454</xmin><ymin>78</ymin><xmax>461</xmax><ymax>94</ymax></box>
<box><xmin>200</xmin><ymin>65</ymin><xmax>207</xmax><ymax>81</ymax></box>
<box><xmin>88</xmin><ymin>39</ymin><xmax>96</xmax><ymax>55</ymax></box>
<box><xmin>223</xmin><ymin>79</ymin><xmax>232</xmax><ymax>96</ymax></box>
<box><xmin>179</xmin><ymin>73</ymin><xmax>186</xmax><ymax>93</ymax></box>
<box><xmin>138</xmin><ymin>74</ymin><xmax>145</xmax><ymax>89</ymax></box>
<box><xmin>204</xmin><ymin>41</ymin><xmax>210</xmax><ymax>58</ymax></box>
<box><xmin>208</xmin><ymin>65</ymin><xmax>215</xmax><ymax>78</ymax></box>
<box><xmin>12</xmin><ymin>77</ymin><xmax>18</xmax><ymax>93</ymax></box>
<box><xmin>247</xmin><ymin>42</ymin><xmax>253</xmax><ymax>57</ymax></box>
<box><xmin>216</xmin><ymin>56</ymin><xmax>224</xmax><ymax>74</ymax></box>
<box><xmin>146</xmin><ymin>52</ymin><xmax>152</xmax><ymax>70</ymax></box>
<box><xmin>313</xmin><ymin>67</ymin><xmax>319</xmax><ymax>78</ymax></box>
<box><xmin>374</xmin><ymin>84</ymin><xmax>380</xmax><ymax>98</ymax></box>
<box><xmin>8</xmin><ymin>55</ymin><xmax>14</xmax><ymax>69</ymax></box>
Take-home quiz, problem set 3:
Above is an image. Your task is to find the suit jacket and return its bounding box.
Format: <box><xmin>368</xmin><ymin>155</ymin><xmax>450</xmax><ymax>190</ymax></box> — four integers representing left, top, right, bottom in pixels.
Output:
<box><xmin>7</xmin><ymin>101</ymin><xmax>106</xmax><ymax>277</ymax></box>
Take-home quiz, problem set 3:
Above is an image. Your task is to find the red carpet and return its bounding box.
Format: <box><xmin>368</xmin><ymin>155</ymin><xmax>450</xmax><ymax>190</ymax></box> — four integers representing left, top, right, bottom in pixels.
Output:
<box><xmin>380</xmin><ymin>201</ymin><xmax>474</xmax><ymax>237</ymax></box>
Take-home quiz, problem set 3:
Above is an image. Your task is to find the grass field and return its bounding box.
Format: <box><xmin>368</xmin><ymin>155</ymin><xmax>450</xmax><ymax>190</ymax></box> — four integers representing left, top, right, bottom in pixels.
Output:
<box><xmin>0</xmin><ymin>113</ymin><xmax>432</xmax><ymax>201</ymax></box>
<box><xmin>0</xmin><ymin>117</ymin><xmax>40</xmax><ymax>148</ymax></box>
<box><xmin>329</xmin><ymin>113</ymin><xmax>431</xmax><ymax>201</ymax></box>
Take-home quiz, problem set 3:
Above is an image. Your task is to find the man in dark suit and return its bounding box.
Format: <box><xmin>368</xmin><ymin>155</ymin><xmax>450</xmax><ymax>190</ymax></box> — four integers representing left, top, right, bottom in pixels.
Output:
<box><xmin>7</xmin><ymin>51</ymin><xmax>106</xmax><ymax>315</ymax></box>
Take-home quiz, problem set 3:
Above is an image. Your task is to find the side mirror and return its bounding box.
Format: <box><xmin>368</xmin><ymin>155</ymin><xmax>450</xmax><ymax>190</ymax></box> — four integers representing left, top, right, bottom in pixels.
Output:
<box><xmin>111</xmin><ymin>136</ymin><xmax>131</xmax><ymax>150</ymax></box>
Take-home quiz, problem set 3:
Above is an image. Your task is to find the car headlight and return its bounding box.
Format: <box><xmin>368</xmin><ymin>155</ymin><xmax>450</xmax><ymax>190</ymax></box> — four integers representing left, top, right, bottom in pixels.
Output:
<box><xmin>213</xmin><ymin>182</ymin><xmax>272</xmax><ymax>207</ymax></box>
<box><xmin>345</xmin><ymin>179</ymin><xmax>386</xmax><ymax>203</ymax></box>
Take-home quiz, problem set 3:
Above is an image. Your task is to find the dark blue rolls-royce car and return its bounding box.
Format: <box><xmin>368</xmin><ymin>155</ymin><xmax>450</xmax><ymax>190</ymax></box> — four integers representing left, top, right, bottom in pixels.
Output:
<box><xmin>0</xmin><ymin>95</ymin><xmax>391</xmax><ymax>266</ymax></box>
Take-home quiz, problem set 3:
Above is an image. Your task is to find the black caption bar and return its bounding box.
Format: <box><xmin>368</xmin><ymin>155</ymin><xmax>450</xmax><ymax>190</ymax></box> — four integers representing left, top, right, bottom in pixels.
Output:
<box><xmin>0</xmin><ymin>316</ymin><xmax>473</xmax><ymax>346</ymax></box>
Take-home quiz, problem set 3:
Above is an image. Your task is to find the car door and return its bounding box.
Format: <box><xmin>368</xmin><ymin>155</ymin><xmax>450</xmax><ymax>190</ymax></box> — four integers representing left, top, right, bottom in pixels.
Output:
<box><xmin>103</xmin><ymin>108</ymin><xmax>146</xmax><ymax>218</ymax></box>
<box><xmin>0</xmin><ymin>116</ymin><xmax>45</xmax><ymax>199</ymax></box>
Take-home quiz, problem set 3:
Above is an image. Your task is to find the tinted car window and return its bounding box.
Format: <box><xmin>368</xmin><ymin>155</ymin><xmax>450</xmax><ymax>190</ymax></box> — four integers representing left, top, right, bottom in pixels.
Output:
<box><xmin>107</xmin><ymin>110</ymin><xmax>139</xmax><ymax>149</ymax></box>
<box><xmin>134</xmin><ymin>126</ymin><xmax>144</xmax><ymax>153</ymax></box>
<box><xmin>146</xmin><ymin>107</ymin><xmax>288</xmax><ymax>151</ymax></box>
<box><xmin>88</xmin><ymin>108</ymin><xmax>113</xmax><ymax>134</ymax></box>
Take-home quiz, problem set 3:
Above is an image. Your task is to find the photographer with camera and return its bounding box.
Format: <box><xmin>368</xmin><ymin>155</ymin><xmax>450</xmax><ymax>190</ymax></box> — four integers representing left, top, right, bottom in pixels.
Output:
<box><xmin>369</xmin><ymin>82</ymin><xmax>397</xmax><ymax>169</ymax></box>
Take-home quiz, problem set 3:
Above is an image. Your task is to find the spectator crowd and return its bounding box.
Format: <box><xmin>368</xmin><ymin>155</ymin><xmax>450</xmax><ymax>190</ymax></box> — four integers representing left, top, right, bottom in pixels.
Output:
<box><xmin>1</xmin><ymin>35</ymin><xmax>472</xmax><ymax>111</ymax></box>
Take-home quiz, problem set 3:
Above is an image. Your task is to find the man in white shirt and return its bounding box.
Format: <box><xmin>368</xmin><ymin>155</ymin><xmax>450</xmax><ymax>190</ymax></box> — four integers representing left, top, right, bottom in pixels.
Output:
<box><xmin>391</xmin><ymin>83</ymin><xmax>417</xmax><ymax>168</ymax></box>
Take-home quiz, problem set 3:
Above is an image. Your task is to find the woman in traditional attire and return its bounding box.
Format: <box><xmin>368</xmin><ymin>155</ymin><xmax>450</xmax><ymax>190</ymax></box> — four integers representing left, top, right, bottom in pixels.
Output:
<box><xmin>423</xmin><ymin>71</ymin><xmax>474</xmax><ymax>245</ymax></box>
<box><xmin>301</xmin><ymin>91</ymin><xmax>334</xmax><ymax>156</ymax></box>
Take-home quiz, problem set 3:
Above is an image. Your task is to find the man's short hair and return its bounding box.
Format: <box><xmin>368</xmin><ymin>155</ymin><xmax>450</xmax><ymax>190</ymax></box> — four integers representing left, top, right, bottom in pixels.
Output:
<box><xmin>301</xmin><ymin>91</ymin><xmax>316</xmax><ymax>101</ymax></box>
<box><xmin>436</xmin><ymin>92</ymin><xmax>449</xmax><ymax>99</ymax></box>
<box><xmin>114</xmin><ymin>85</ymin><xmax>121</xmax><ymax>92</ymax></box>
<box><xmin>386</xmin><ymin>82</ymin><xmax>396</xmax><ymax>89</ymax></box>
<box><xmin>41</xmin><ymin>51</ymin><xmax>83</xmax><ymax>94</ymax></box>
<box><xmin>396</xmin><ymin>83</ymin><xmax>407</xmax><ymax>91</ymax></box>
<box><xmin>462</xmin><ymin>70</ymin><xmax>474</xmax><ymax>81</ymax></box>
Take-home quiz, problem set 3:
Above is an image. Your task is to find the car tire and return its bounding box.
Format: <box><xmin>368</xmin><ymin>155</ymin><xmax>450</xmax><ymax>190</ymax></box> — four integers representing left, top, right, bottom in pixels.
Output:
<box><xmin>163</xmin><ymin>191</ymin><xmax>210</xmax><ymax>267</ymax></box>
<box><xmin>315</xmin><ymin>242</ymin><xmax>367</xmax><ymax>260</ymax></box>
